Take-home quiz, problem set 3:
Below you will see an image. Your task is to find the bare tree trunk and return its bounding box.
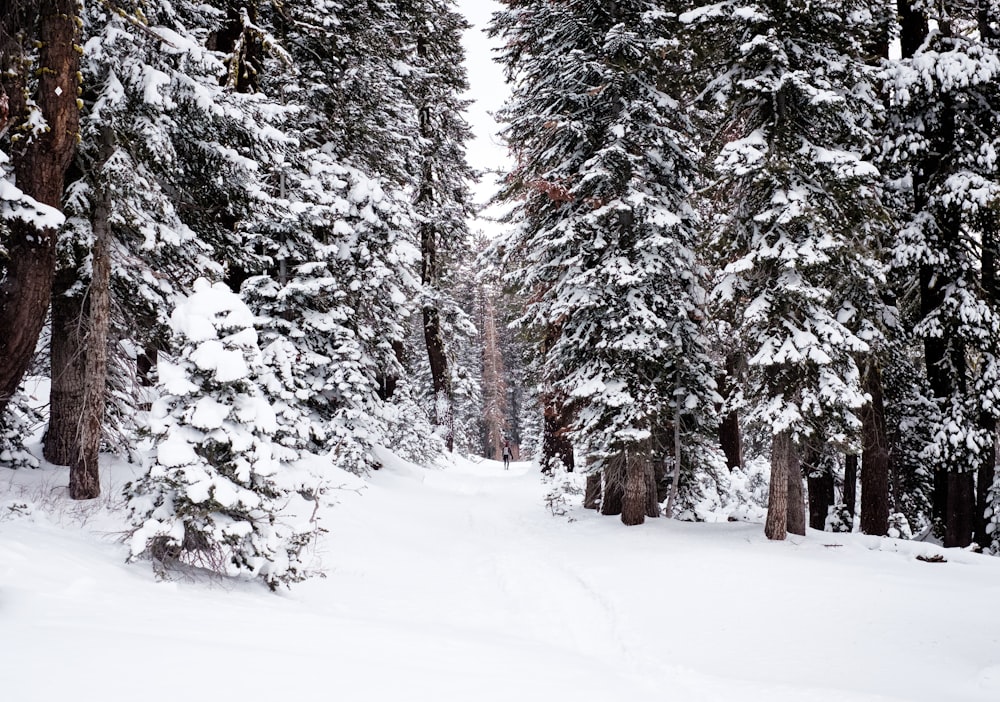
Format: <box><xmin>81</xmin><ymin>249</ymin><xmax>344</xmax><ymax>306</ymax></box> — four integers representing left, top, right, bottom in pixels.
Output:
<box><xmin>805</xmin><ymin>449</ymin><xmax>835</xmax><ymax>531</ymax></box>
<box><xmin>621</xmin><ymin>450</ymin><xmax>648</xmax><ymax>526</ymax></box>
<box><xmin>0</xmin><ymin>1</ymin><xmax>80</xmax><ymax>414</ymax></box>
<box><xmin>665</xmin><ymin>410</ymin><xmax>682</xmax><ymax>517</ymax></box>
<box><xmin>68</xmin><ymin>129</ymin><xmax>114</xmax><ymax>499</ymax></box>
<box><xmin>645</xmin><ymin>461</ymin><xmax>659</xmax><ymax>518</ymax></box>
<box><xmin>601</xmin><ymin>453</ymin><xmax>624</xmax><ymax>516</ymax></box>
<box><xmin>786</xmin><ymin>447</ymin><xmax>806</xmax><ymax>536</ymax></box>
<box><xmin>717</xmin><ymin>354</ymin><xmax>744</xmax><ymax>471</ymax></box>
<box><xmin>765</xmin><ymin>431</ymin><xmax>791</xmax><ymax>540</ymax></box>
<box><xmin>945</xmin><ymin>472</ymin><xmax>976</xmax><ymax>548</ymax></box>
<box><xmin>844</xmin><ymin>454</ymin><xmax>858</xmax><ymax>519</ymax></box>
<box><xmin>860</xmin><ymin>361</ymin><xmax>890</xmax><ymax>536</ymax></box>
<box><xmin>584</xmin><ymin>472</ymin><xmax>601</xmax><ymax>509</ymax></box>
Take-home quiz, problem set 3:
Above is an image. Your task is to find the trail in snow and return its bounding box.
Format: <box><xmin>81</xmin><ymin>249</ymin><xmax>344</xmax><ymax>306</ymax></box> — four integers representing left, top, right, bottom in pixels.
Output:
<box><xmin>4</xmin><ymin>454</ymin><xmax>1000</xmax><ymax>701</ymax></box>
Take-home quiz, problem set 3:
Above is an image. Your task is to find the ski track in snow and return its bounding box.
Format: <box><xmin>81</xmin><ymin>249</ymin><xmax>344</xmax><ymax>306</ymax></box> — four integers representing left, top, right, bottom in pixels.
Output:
<box><xmin>4</xmin><ymin>454</ymin><xmax>1000</xmax><ymax>701</ymax></box>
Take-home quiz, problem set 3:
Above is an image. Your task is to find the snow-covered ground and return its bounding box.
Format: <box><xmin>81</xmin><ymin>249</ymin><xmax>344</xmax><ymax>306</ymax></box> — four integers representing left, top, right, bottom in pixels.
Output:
<box><xmin>4</xmin><ymin>452</ymin><xmax>1000</xmax><ymax>702</ymax></box>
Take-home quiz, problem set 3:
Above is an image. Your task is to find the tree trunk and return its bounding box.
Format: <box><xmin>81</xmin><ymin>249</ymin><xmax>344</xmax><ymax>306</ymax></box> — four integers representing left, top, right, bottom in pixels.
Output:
<box><xmin>601</xmin><ymin>454</ymin><xmax>624</xmax><ymax>516</ymax></box>
<box><xmin>0</xmin><ymin>1</ymin><xmax>80</xmax><ymax>415</ymax></box>
<box><xmin>945</xmin><ymin>471</ymin><xmax>976</xmax><ymax>548</ymax></box>
<box><xmin>44</xmin><ymin>274</ymin><xmax>87</xmax><ymax>465</ymax></box>
<box><xmin>542</xmin><ymin>393</ymin><xmax>574</xmax><ymax>473</ymax></box>
<box><xmin>844</xmin><ymin>454</ymin><xmax>858</xmax><ymax>519</ymax></box>
<box><xmin>786</xmin><ymin>446</ymin><xmax>806</xmax><ymax>536</ymax></box>
<box><xmin>621</xmin><ymin>450</ymin><xmax>647</xmax><ymax>526</ymax></box>
<box><xmin>805</xmin><ymin>449</ymin><xmax>834</xmax><ymax>531</ymax></box>
<box><xmin>645</xmin><ymin>460</ymin><xmax>659</xmax><ymax>518</ymax></box>
<box><xmin>584</xmin><ymin>472</ymin><xmax>601</xmax><ymax>510</ymax></box>
<box><xmin>423</xmin><ymin>304</ymin><xmax>454</xmax><ymax>451</ymax></box>
<box><xmin>860</xmin><ymin>361</ymin><xmax>890</xmax><ymax>536</ymax></box>
<box><xmin>717</xmin><ymin>354</ymin><xmax>744</xmax><ymax>471</ymax></box>
<box><xmin>765</xmin><ymin>430</ymin><xmax>791</xmax><ymax>540</ymax></box>
<box><xmin>68</xmin><ymin>128</ymin><xmax>114</xmax><ymax>499</ymax></box>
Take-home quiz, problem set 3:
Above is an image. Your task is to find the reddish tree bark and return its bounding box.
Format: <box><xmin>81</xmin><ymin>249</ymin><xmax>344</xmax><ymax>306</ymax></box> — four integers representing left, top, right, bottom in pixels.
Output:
<box><xmin>0</xmin><ymin>1</ymin><xmax>80</xmax><ymax>414</ymax></box>
<box><xmin>765</xmin><ymin>431</ymin><xmax>791</xmax><ymax>540</ymax></box>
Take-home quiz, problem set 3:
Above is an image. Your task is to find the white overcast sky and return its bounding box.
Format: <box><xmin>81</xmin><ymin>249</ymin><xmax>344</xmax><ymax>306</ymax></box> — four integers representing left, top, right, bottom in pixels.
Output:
<box><xmin>456</xmin><ymin>0</ymin><xmax>511</xmax><ymax>228</ymax></box>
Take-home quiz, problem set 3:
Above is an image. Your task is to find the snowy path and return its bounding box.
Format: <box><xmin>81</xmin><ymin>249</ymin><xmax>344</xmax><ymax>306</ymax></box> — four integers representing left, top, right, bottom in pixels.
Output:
<box><xmin>4</xmin><ymin>455</ymin><xmax>1000</xmax><ymax>701</ymax></box>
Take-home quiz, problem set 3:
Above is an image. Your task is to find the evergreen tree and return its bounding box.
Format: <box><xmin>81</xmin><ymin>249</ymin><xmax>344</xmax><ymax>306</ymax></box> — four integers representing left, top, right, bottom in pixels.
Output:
<box><xmin>683</xmin><ymin>0</ymin><xmax>887</xmax><ymax>539</ymax></box>
<box><xmin>885</xmin><ymin>1</ymin><xmax>1000</xmax><ymax>547</ymax></box>
<box><xmin>492</xmin><ymin>1</ymin><xmax>718</xmax><ymax>524</ymax></box>
<box><xmin>127</xmin><ymin>279</ymin><xmax>314</xmax><ymax>589</ymax></box>
<box><xmin>241</xmin><ymin>0</ymin><xmax>431</xmax><ymax>473</ymax></box>
<box><xmin>399</xmin><ymin>0</ymin><xmax>478</xmax><ymax>453</ymax></box>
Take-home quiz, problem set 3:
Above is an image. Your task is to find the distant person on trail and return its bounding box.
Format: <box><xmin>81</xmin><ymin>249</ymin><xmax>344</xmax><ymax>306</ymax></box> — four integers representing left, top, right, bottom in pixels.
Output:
<box><xmin>502</xmin><ymin>441</ymin><xmax>512</xmax><ymax>470</ymax></box>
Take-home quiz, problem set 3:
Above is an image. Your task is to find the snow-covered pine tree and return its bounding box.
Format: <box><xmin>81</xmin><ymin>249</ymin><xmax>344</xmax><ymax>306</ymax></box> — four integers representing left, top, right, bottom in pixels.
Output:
<box><xmin>127</xmin><ymin>279</ymin><xmax>314</xmax><ymax>589</ymax></box>
<box><xmin>45</xmin><ymin>0</ymin><xmax>291</xmax><ymax>482</ymax></box>
<box><xmin>240</xmin><ymin>0</ymin><xmax>432</xmax><ymax>473</ymax></box>
<box><xmin>884</xmin><ymin>2</ymin><xmax>1000</xmax><ymax>549</ymax></box>
<box><xmin>682</xmin><ymin>0</ymin><xmax>888</xmax><ymax>539</ymax></box>
<box><xmin>397</xmin><ymin>0</ymin><xmax>479</xmax><ymax>453</ymax></box>
<box><xmin>491</xmin><ymin>1</ymin><xmax>718</xmax><ymax>524</ymax></box>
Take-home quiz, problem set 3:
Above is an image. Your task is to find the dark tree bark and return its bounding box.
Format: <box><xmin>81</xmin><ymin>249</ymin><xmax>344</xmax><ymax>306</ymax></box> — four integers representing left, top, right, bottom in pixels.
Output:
<box><xmin>0</xmin><ymin>1</ymin><xmax>80</xmax><ymax>415</ymax></box>
<box><xmin>717</xmin><ymin>354</ymin><xmax>744</xmax><ymax>471</ymax></box>
<box><xmin>600</xmin><ymin>454</ymin><xmax>624</xmax><ymax>516</ymax></box>
<box><xmin>44</xmin><ymin>274</ymin><xmax>87</xmax><ymax>465</ymax></box>
<box><xmin>786</xmin><ymin>447</ymin><xmax>806</xmax><ymax>536</ymax></box>
<box><xmin>644</xmin><ymin>460</ymin><xmax>659</xmax><ymax>518</ymax></box>
<box><xmin>765</xmin><ymin>430</ymin><xmax>791</xmax><ymax>540</ymax></box>
<box><xmin>542</xmin><ymin>393</ymin><xmax>574</xmax><ymax>473</ymax></box>
<box><xmin>805</xmin><ymin>449</ymin><xmax>835</xmax><ymax>531</ymax></box>
<box><xmin>621</xmin><ymin>451</ymin><xmax>648</xmax><ymax>526</ymax></box>
<box><xmin>945</xmin><ymin>472</ymin><xmax>976</xmax><ymax>548</ymax></box>
<box><xmin>860</xmin><ymin>362</ymin><xmax>890</xmax><ymax>536</ymax></box>
<box><xmin>844</xmin><ymin>454</ymin><xmax>858</xmax><ymax>519</ymax></box>
<box><xmin>583</xmin><ymin>472</ymin><xmax>601</xmax><ymax>510</ymax></box>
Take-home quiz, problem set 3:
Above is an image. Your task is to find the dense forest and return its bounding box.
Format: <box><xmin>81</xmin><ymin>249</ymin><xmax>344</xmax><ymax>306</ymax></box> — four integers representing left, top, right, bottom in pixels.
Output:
<box><xmin>2</xmin><ymin>0</ymin><xmax>1000</xmax><ymax>589</ymax></box>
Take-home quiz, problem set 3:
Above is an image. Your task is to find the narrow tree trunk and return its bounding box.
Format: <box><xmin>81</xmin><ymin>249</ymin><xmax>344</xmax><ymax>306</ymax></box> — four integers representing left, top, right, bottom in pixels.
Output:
<box><xmin>0</xmin><ymin>1</ymin><xmax>80</xmax><ymax>414</ymax></box>
<box><xmin>860</xmin><ymin>361</ymin><xmax>890</xmax><ymax>536</ymax></box>
<box><xmin>945</xmin><ymin>471</ymin><xmax>976</xmax><ymax>548</ymax></box>
<box><xmin>665</xmin><ymin>410</ymin><xmax>682</xmax><ymax>517</ymax></box>
<box><xmin>621</xmin><ymin>450</ymin><xmax>647</xmax><ymax>526</ymax></box>
<box><xmin>844</xmin><ymin>454</ymin><xmax>858</xmax><ymax>519</ymax></box>
<box><xmin>717</xmin><ymin>354</ymin><xmax>744</xmax><ymax>471</ymax></box>
<box><xmin>805</xmin><ymin>450</ymin><xmax>835</xmax><ymax>531</ymax></box>
<box><xmin>584</xmin><ymin>472</ymin><xmax>601</xmax><ymax>510</ymax></box>
<box><xmin>765</xmin><ymin>430</ymin><xmax>791</xmax><ymax>540</ymax></box>
<box><xmin>786</xmin><ymin>447</ymin><xmax>806</xmax><ymax>536</ymax></box>
<box><xmin>423</xmin><ymin>305</ymin><xmax>454</xmax><ymax>451</ymax></box>
<box><xmin>601</xmin><ymin>454</ymin><xmax>624</xmax><ymax>516</ymax></box>
<box><xmin>645</xmin><ymin>461</ymin><xmax>659</xmax><ymax>518</ymax></box>
<box><xmin>69</xmin><ymin>129</ymin><xmax>114</xmax><ymax>499</ymax></box>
